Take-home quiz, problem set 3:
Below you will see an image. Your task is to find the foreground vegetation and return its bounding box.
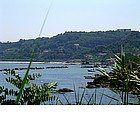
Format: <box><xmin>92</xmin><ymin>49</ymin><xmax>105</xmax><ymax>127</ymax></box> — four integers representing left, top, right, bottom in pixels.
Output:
<box><xmin>87</xmin><ymin>48</ymin><xmax>140</xmax><ymax>104</ymax></box>
<box><xmin>0</xmin><ymin>69</ymin><xmax>57</xmax><ymax>104</ymax></box>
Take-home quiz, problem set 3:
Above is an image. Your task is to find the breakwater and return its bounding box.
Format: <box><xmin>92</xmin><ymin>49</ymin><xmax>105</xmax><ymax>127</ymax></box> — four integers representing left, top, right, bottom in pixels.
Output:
<box><xmin>0</xmin><ymin>66</ymin><xmax>68</xmax><ymax>72</ymax></box>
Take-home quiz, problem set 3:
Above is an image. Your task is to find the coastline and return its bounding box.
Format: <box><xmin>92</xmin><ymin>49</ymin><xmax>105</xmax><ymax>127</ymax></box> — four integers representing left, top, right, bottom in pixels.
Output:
<box><xmin>0</xmin><ymin>61</ymin><xmax>81</xmax><ymax>65</ymax></box>
<box><xmin>0</xmin><ymin>61</ymin><xmax>45</xmax><ymax>64</ymax></box>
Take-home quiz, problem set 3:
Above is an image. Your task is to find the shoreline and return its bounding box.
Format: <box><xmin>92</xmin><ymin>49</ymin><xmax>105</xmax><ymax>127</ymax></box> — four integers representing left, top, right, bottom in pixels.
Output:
<box><xmin>0</xmin><ymin>61</ymin><xmax>45</xmax><ymax>64</ymax></box>
<box><xmin>0</xmin><ymin>61</ymin><xmax>81</xmax><ymax>65</ymax></box>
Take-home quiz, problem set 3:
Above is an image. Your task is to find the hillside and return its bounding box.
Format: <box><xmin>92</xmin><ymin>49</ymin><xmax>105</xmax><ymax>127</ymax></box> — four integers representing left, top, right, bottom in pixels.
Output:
<box><xmin>0</xmin><ymin>30</ymin><xmax>140</xmax><ymax>62</ymax></box>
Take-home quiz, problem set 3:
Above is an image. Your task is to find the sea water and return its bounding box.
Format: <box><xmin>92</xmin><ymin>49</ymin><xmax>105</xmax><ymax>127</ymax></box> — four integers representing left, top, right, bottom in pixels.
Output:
<box><xmin>0</xmin><ymin>62</ymin><xmax>137</xmax><ymax>104</ymax></box>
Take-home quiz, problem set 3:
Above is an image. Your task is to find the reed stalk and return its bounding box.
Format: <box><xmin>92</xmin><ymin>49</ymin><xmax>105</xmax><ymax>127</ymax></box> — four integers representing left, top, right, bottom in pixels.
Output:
<box><xmin>15</xmin><ymin>2</ymin><xmax>52</xmax><ymax>104</ymax></box>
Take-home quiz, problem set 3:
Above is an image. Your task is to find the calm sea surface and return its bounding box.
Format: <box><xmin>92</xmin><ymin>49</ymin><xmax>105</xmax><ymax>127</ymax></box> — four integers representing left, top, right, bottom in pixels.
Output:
<box><xmin>0</xmin><ymin>62</ymin><xmax>137</xmax><ymax>104</ymax></box>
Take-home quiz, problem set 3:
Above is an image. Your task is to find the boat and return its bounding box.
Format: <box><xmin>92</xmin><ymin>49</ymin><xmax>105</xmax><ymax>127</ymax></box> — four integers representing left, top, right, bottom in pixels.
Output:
<box><xmin>87</xmin><ymin>69</ymin><xmax>95</xmax><ymax>72</ymax></box>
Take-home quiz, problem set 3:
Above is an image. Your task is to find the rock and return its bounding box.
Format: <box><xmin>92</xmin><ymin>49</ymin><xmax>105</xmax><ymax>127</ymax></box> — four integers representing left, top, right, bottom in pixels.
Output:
<box><xmin>86</xmin><ymin>84</ymin><xmax>96</xmax><ymax>88</ymax></box>
<box><xmin>84</xmin><ymin>76</ymin><xmax>95</xmax><ymax>79</ymax></box>
<box><xmin>57</xmin><ymin>88</ymin><xmax>74</xmax><ymax>93</ymax></box>
<box><xmin>86</xmin><ymin>75</ymin><xmax>109</xmax><ymax>88</ymax></box>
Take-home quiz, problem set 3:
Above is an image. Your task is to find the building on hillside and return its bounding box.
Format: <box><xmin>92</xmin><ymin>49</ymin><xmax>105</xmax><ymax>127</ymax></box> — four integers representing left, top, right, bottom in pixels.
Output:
<box><xmin>101</xmin><ymin>58</ymin><xmax>114</xmax><ymax>65</ymax></box>
<box><xmin>73</xmin><ymin>44</ymin><xmax>80</xmax><ymax>47</ymax></box>
<box><xmin>117</xmin><ymin>29</ymin><xmax>131</xmax><ymax>32</ymax></box>
<box><xmin>96</xmin><ymin>53</ymin><xmax>107</xmax><ymax>58</ymax></box>
<box><xmin>84</xmin><ymin>54</ymin><xmax>93</xmax><ymax>60</ymax></box>
<box><xmin>43</xmin><ymin>50</ymin><xmax>49</xmax><ymax>53</ymax></box>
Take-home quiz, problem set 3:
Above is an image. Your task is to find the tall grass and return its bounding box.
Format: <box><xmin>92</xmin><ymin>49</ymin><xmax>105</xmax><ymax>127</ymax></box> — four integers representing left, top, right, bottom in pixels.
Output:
<box><xmin>15</xmin><ymin>51</ymin><xmax>35</xmax><ymax>104</ymax></box>
<box><xmin>100</xmin><ymin>47</ymin><xmax>140</xmax><ymax>104</ymax></box>
<box><xmin>56</xmin><ymin>87</ymin><xmax>105</xmax><ymax>105</ymax></box>
<box><xmin>15</xmin><ymin>3</ymin><xmax>52</xmax><ymax>104</ymax></box>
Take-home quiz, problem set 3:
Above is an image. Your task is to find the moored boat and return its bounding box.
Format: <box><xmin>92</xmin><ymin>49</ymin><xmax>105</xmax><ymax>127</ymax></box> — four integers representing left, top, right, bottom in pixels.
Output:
<box><xmin>87</xmin><ymin>69</ymin><xmax>95</xmax><ymax>72</ymax></box>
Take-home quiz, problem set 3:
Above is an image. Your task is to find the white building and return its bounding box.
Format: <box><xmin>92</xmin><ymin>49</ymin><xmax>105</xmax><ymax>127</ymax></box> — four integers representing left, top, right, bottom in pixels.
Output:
<box><xmin>117</xmin><ymin>29</ymin><xmax>131</xmax><ymax>32</ymax></box>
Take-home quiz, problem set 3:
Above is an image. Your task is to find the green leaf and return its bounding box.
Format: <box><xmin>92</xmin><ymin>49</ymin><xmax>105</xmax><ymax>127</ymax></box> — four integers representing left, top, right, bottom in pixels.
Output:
<box><xmin>15</xmin><ymin>50</ymin><xmax>35</xmax><ymax>104</ymax></box>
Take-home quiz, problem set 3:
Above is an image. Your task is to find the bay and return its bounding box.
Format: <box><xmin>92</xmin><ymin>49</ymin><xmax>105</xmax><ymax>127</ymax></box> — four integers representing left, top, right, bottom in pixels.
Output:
<box><xmin>0</xmin><ymin>62</ymin><xmax>137</xmax><ymax>105</ymax></box>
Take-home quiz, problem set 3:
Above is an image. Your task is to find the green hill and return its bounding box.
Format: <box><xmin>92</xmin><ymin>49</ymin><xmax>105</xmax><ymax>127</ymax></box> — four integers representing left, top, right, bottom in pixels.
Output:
<box><xmin>0</xmin><ymin>30</ymin><xmax>139</xmax><ymax>62</ymax></box>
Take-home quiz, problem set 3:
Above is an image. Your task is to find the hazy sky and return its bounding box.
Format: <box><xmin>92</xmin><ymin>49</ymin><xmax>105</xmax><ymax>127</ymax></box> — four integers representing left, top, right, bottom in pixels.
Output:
<box><xmin>0</xmin><ymin>0</ymin><xmax>140</xmax><ymax>42</ymax></box>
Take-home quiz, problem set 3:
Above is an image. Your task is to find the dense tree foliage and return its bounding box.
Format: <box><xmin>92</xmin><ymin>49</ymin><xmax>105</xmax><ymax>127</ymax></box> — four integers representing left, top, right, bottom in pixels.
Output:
<box><xmin>0</xmin><ymin>69</ymin><xmax>57</xmax><ymax>105</ymax></box>
<box><xmin>0</xmin><ymin>30</ymin><xmax>140</xmax><ymax>62</ymax></box>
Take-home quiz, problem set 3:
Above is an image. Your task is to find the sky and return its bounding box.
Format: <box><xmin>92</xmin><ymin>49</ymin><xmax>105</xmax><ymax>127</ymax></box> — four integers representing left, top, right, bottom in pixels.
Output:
<box><xmin>0</xmin><ymin>0</ymin><xmax>140</xmax><ymax>42</ymax></box>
